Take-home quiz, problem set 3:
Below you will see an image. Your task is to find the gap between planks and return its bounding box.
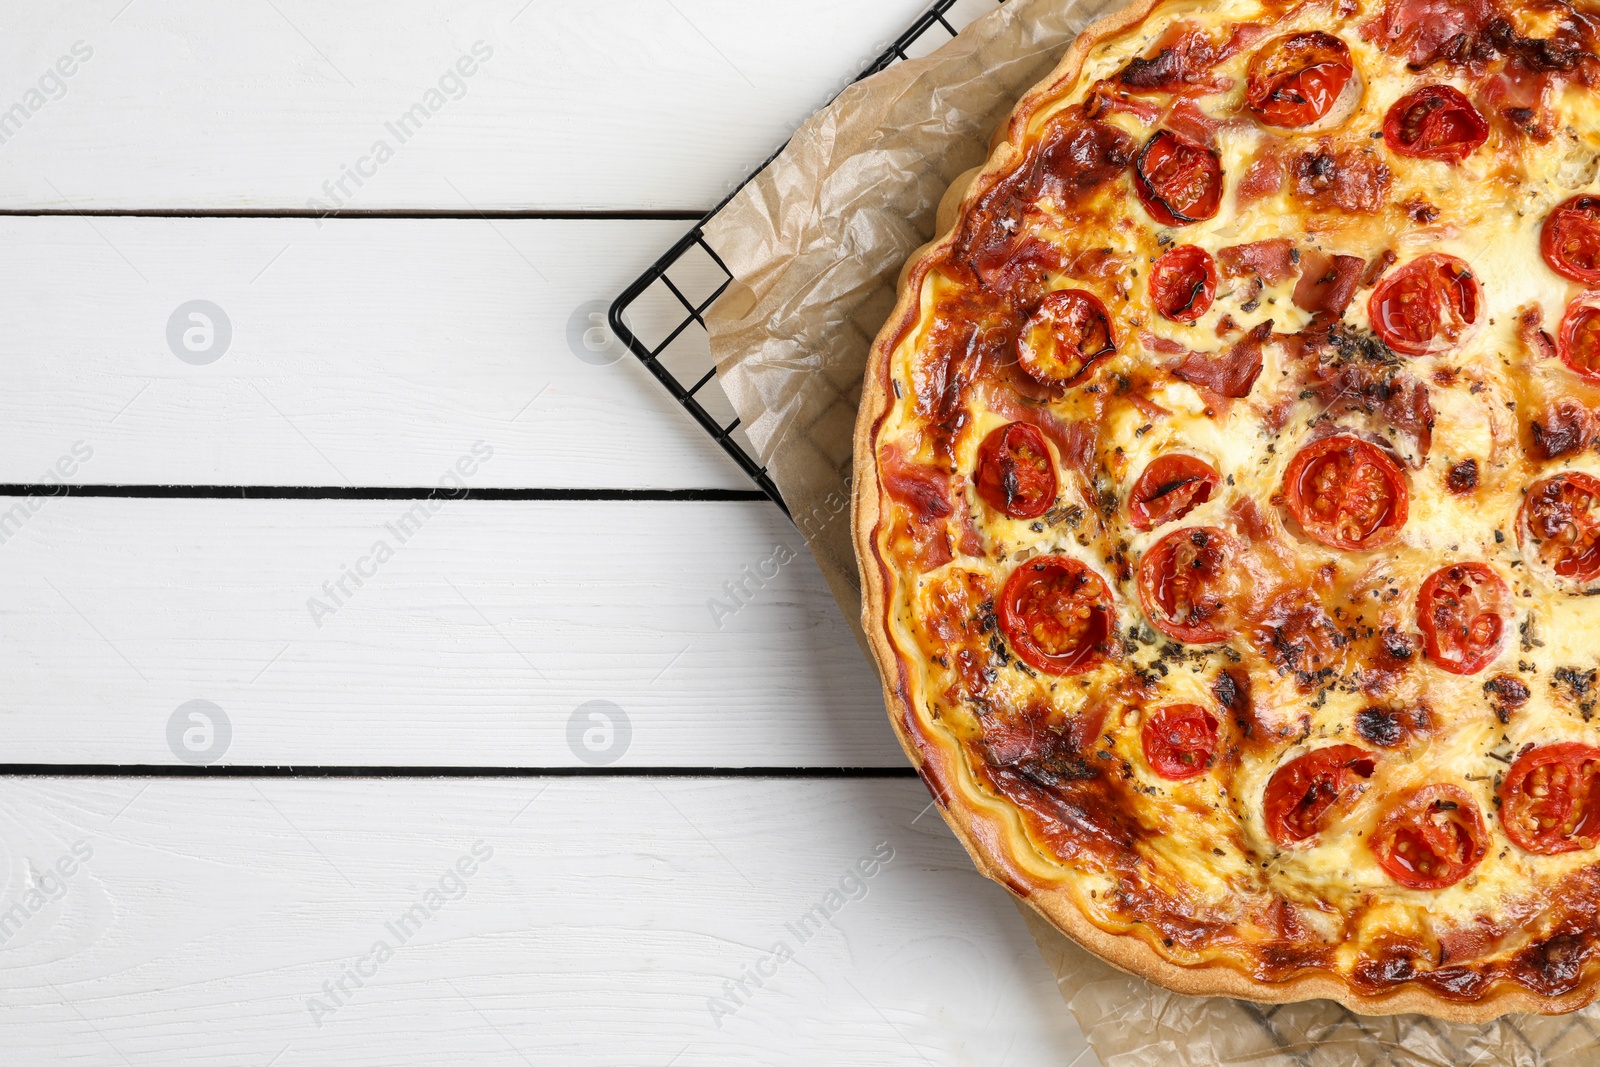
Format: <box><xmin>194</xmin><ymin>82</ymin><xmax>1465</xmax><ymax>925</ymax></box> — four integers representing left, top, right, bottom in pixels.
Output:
<box><xmin>0</xmin><ymin>209</ymin><xmax>710</xmax><ymax>220</ymax></box>
<box><xmin>0</xmin><ymin>486</ymin><xmax>770</xmax><ymax>501</ymax></box>
<box><xmin>0</xmin><ymin>766</ymin><xmax>918</xmax><ymax>779</ymax></box>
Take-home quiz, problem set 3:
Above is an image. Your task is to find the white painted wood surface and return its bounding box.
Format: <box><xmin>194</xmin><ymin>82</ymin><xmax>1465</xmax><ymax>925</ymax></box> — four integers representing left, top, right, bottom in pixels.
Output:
<box><xmin>1</xmin><ymin>0</ymin><xmax>1106</xmax><ymax>1062</ymax></box>
<box><xmin>0</xmin><ymin>0</ymin><xmax>942</xmax><ymax>211</ymax></box>
<box><xmin>0</xmin><ymin>217</ymin><xmax>748</xmax><ymax>489</ymax></box>
<box><xmin>0</xmin><ymin>497</ymin><xmax>896</xmax><ymax>767</ymax></box>
<box><xmin>0</xmin><ymin>780</ymin><xmax>1090</xmax><ymax>1066</ymax></box>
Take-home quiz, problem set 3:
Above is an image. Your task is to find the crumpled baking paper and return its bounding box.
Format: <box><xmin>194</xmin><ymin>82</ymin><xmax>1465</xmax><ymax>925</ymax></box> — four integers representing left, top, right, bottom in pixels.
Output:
<box><xmin>700</xmin><ymin>0</ymin><xmax>1600</xmax><ymax>1060</ymax></box>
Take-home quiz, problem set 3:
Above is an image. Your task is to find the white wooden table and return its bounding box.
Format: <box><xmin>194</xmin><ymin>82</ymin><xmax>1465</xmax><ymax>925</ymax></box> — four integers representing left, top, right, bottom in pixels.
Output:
<box><xmin>0</xmin><ymin>2</ymin><xmax>1099</xmax><ymax>1062</ymax></box>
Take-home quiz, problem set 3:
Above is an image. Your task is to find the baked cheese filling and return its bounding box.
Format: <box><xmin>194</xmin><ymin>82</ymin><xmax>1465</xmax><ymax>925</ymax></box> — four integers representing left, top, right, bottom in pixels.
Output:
<box><xmin>868</xmin><ymin>0</ymin><xmax>1600</xmax><ymax>1001</ymax></box>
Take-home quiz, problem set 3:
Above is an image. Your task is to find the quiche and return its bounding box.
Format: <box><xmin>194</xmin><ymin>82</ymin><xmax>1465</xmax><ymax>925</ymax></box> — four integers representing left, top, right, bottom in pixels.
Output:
<box><xmin>852</xmin><ymin>0</ymin><xmax>1600</xmax><ymax>1018</ymax></box>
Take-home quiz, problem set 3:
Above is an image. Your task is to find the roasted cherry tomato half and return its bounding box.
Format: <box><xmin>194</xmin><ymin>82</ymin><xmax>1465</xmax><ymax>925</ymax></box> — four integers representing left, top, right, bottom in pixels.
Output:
<box><xmin>1128</xmin><ymin>454</ymin><xmax>1221</xmax><ymax>532</ymax></box>
<box><xmin>1382</xmin><ymin>84</ymin><xmax>1488</xmax><ymax>164</ymax></box>
<box><xmin>1417</xmin><ymin>563</ymin><xmax>1510</xmax><ymax>676</ymax></box>
<box><xmin>1149</xmin><ymin>245</ymin><xmax>1219</xmax><ymax>323</ymax></box>
<box><xmin>1520</xmin><ymin>471</ymin><xmax>1600</xmax><ymax>587</ymax></box>
<box><xmin>1017</xmin><ymin>289</ymin><xmax>1117</xmax><ymax>387</ymax></box>
<box><xmin>1559</xmin><ymin>292</ymin><xmax>1600</xmax><ymax>383</ymax></box>
<box><xmin>1133</xmin><ymin>130</ymin><xmax>1224</xmax><ymax>227</ymax></box>
<box><xmin>1137</xmin><ymin>526</ymin><xmax>1235</xmax><ymax>644</ymax></box>
<box><xmin>1245</xmin><ymin>32</ymin><xmax>1355</xmax><ymax>129</ymax></box>
<box><xmin>1369</xmin><ymin>784</ymin><xmax>1488</xmax><ymax>890</ymax></box>
<box><xmin>1367</xmin><ymin>254</ymin><xmax>1481</xmax><ymax>356</ymax></box>
<box><xmin>1500</xmin><ymin>743</ymin><xmax>1600</xmax><ymax>855</ymax></box>
<box><xmin>1142</xmin><ymin>704</ymin><xmax>1220</xmax><ymax>781</ymax></box>
<box><xmin>998</xmin><ymin>555</ymin><xmax>1116</xmax><ymax>676</ymax></box>
<box><xmin>1283</xmin><ymin>434</ymin><xmax>1408</xmax><ymax>551</ymax></box>
<box><xmin>974</xmin><ymin>422</ymin><xmax>1057</xmax><ymax>519</ymax></box>
<box><xmin>1543</xmin><ymin>195</ymin><xmax>1600</xmax><ymax>285</ymax></box>
<box><xmin>1263</xmin><ymin>744</ymin><xmax>1376</xmax><ymax>845</ymax></box>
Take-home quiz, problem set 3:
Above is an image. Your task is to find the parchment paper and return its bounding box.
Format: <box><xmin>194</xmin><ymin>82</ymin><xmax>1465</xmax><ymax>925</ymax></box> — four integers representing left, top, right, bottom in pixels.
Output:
<box><xmin>700</xmin><ymin>1</ymin><xmax>1600</xmax><ymax>1061</ymax></box>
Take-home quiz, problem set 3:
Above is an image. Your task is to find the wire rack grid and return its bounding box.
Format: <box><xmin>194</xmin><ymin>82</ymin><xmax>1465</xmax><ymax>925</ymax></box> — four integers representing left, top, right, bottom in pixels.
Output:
<box><xmin>608</xmin><ymin>0</ymin><xmax>1007</xmax><ymax>515</ymax></box>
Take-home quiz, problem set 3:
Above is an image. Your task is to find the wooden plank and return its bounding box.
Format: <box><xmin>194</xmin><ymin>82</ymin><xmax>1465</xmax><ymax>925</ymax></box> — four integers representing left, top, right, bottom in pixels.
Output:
<box><xmin>0</xmin><ymin>0</ymin><xmax>942</xmax><ymax>211</ymax></box>
<box><xmin>0</xmin><ymin>216</ymin><xmax>762</xmax><ymax>490</ymax></box>
<box><xmin>0</xmin><ymin>778</ymin><xmax>1093</xmax><ymax>1066</ymax></box>
<box><xmin>0</xmin><ymin>497</ymin><xmax>897</xmax><ymax>767</ymax></box>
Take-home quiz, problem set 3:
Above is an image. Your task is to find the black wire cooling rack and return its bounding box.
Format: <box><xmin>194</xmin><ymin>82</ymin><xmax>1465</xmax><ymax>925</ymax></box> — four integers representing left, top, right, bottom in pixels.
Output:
<box><xmin>608</xmin><ymin>0</ymin><xmax>1006</xmax><ymax>516</ymax></box>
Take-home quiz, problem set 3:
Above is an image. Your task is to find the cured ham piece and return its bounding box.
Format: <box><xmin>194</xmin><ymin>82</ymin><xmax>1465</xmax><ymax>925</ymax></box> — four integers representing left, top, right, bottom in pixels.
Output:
<box><xmin>1218</xmin><ymin>239</ymin><xmax>1298</xmax><ymax>285</ymax></box>
<box><xmin>1292</xmin><ymin>250</ymin><xmax>1365</xmax><ymax>318</ymax></box>
<box><xmin>1172</xmin><ymin>322</ymin><xmax>1269</xmax><ymax>398</ymax></box>
<box><xmin>880</xmin><ymin>444</ymin><xmax>954</xmax><ymax>571</ymax></box>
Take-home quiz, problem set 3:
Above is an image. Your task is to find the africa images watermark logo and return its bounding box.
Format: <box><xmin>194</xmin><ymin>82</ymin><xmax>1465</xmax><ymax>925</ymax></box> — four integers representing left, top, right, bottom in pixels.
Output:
<box><xmin>0</xmin><ymin>41</ymin><xmax>93</xmax><ymax>147</ymax></box>
<box><xmin>793</xmin><ymin>480</ymin><xmax>850</xmax><ymax>544</ymax></box>
<box><xmin>0</xmin><ymin>841</ymin><xmax>94</xmax><ymax>947</ymax></box>
<box><xmin>0</xmin><ymin>441</ymin><xmax>93</xmax><ymax>547</ymax></box>
<box><xmin>706</xmin><ymin>842</ymin><xmax>896</xmax><ymax>1028</ymax></box>
<box><xmin>167</xmin><ymin>700</ymin><xmax>232</xmax><ymax>766</ymax></box>
<box><xmin>305</xmin><ymin>840</ymin><xmax>494</xmax><ymax>1027</ymax></box>
<box><xmin>166</xmin><ymin>300</ymin><xmax>232</xmax><ymax>365</ymax></box>
<box><xmin>566</xmin><ymin>700</ymin><xmax>631</xmax><ymax>766</ymax></box>
<box><xmin>706</xmin><ymin>542</ymin><xmax>799</xmax><ymax>630</ymax></box>
<box><xmin>701</xmin><ymin>480</ymin><xmax>850</xmax><ymax>630</ymax></box>
<box><xmin>566</xmin><ymin>300</ymin><xmax>626</xmax><ymax>367</ymax></box>
<box><xmin>307</xmin><ymin>442</ymin><xmax>493</xmax><ymax>628</ymax></box>
<box><xmin>305</xmin><ymin>41</ymin><xmax>494</xmax><ymax>224</ymax></box>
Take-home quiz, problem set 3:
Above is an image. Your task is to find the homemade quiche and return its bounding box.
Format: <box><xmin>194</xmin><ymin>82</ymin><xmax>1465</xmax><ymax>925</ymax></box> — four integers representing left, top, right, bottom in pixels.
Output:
<box><xmin>854</xmin><ymin>0</ymin><xmax>1600</xmax><ymax>1018</ymax></box>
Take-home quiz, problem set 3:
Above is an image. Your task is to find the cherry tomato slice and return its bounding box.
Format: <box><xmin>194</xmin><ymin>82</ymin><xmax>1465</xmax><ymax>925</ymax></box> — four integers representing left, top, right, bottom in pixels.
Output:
<box><xmin>1417</xmin><ymin>563</ymin><xmax>1510</xmax><ymax>676</ymax></box>
<box><xmin>1543</xmin><ymin>196</ymin><xmax>1600</xmax><ymax>285</ymax></box>
<box><xmin>1263</xmin><ymin>744</ymin><xmax>1376</xmax><ymax>845</ymax></box>
<box><xmin>1128</xmin><ymin>454</ymin><xmax>1221</xmax><ymax>532</ymax></box>
<box><xmin>1149</xmin><ymin>245</ymin><xmax>1219</xmax><ymax>323</ymax></box>
<box><xmin>1134</xmin><ymin>130</ymin><xmax>1224</xmax><ymax>227</ymax></box>
<box><xmin>1369</xmin><ymin>784</ymin><xmax>1488</xmax><ymax>889</ymax></box>
<box><xmin>998</xmin><ymin>556</ymin><xmax>1116</xmax><ymax>676</ymax></box>
<box><xmin>1016</xmin><ymin>289</ymin><xmax>1117</xmax><ymax>387</ymax></box>
<box><xmin>1382</xmin><ymin>84</ymin><xmax>1488</xmax><ymax>164</ymax></box>
<box><xmin>1283</xmin><ymin>434</ymin><xmax>1408</xmax><ymax>550</ymax></box>
<box><xmin>1137</xmin><ymin>526</ymin><xmax>1235</xmax><ymax>644</ymax></box>
<box><xmin>974</xmin><ymin>422</ymin><xmax>1058</xmax><ymax>519</ymax></box>
<box><xmin>1520</xmin><ymin>471</ymin><xmax>1600</xmax><ymax>586</ymax></box>
<box><xmin>1500</xmin><ymin>743</ymin><xmax>1600</xmax><ymax>855</ymax></box>
<box><xmin>1142</xmin><ymin>704</ymin><xmax>1220</xmax><ymax>781</ymax></box>
<box><xmin>1367</xmin><ymin>254</ymin><xmax>1481</xmax><ymax>356</ymax></box>
<box><xmin>1559</xmin><ymin>292</ymin><xmax>1600</xmax><ymax>383</ymax></box>
<box><xmin>1246</xmin><ymin>32</ymin><xmax>1355</xmax><ymax>129</ymax></box>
